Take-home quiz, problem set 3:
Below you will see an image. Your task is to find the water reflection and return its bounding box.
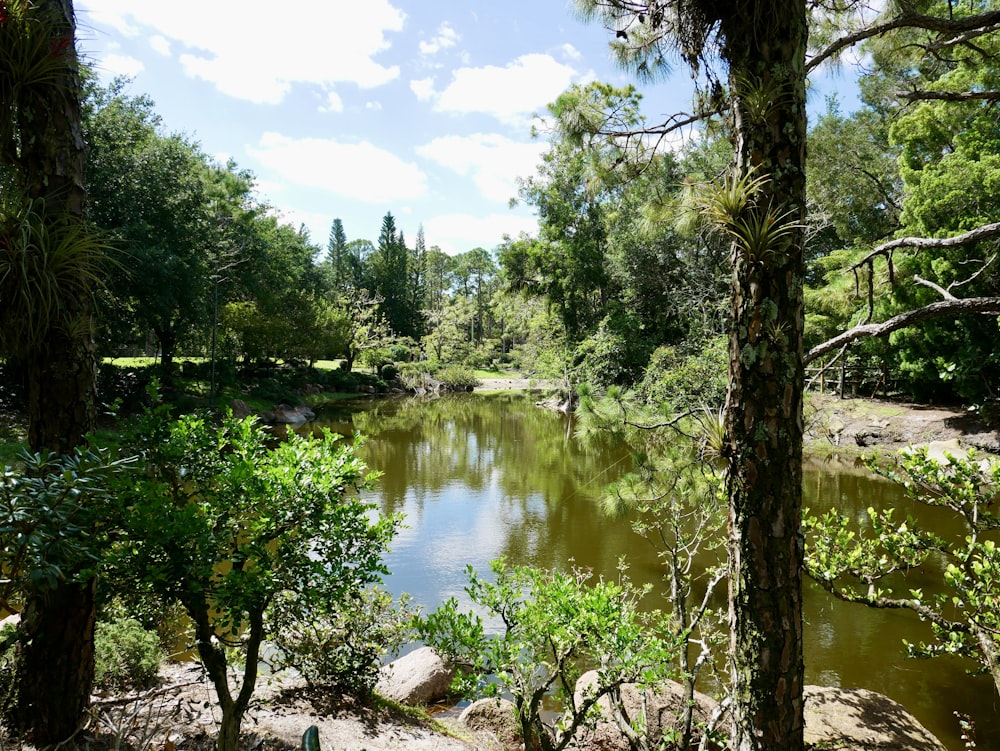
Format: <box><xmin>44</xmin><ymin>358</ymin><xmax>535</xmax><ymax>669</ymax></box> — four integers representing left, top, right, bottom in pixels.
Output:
<box><xmin>311</xmin><ymin>394</ymin><xmax>998</xmax><ymax>750</ymax></box>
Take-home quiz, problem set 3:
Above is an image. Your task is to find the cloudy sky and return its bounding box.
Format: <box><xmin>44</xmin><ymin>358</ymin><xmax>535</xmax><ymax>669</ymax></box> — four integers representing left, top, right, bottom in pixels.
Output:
<box><xmin>74</xmin><ymin>1</ymin><xmax>858</xmax><ymax>256</ymax></box>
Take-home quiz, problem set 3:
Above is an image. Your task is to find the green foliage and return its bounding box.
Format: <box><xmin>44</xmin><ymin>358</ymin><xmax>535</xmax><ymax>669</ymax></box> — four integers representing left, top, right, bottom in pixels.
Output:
<box><xmin>435</xmin><ymin>365</ymin><xmax>480</xmax><ymax>391</ymax></box>
<box><xmin>0</xmin><ymin>447</ymin><xmax>125</xmax><ymax>608</ymax></box>
<box><xmin>0</xmin><ymin>196</ymin><xmax>107</xmax><ymax>359</ymax></box>
<box><xmin>635</xmin><ymin>337</ymin><xmax>728</xmax><ymax>413</ymax></box>
<box><xmin>417</xmin><ymin>559</ymin><xmax>678</xmax><ymax>751</ymax></box>
<box><xmin>93</xmin><ymin>617</ymin><xmax>163</xmax><ymax>692</ymax></box>
<box><xmin>105</xmin><ymin>404</ymin><xmax>401</xmax><ymax>751</ymax></box>
<box><xmin>272</xmin><ymin>587</ymin><xmax>414</xmax><ymax>695</ymax></box>
<box><xmin>573</xmin><ymin>311</ymin><xmax>653</xmax><ymax>388</ymax></box>
<box><xmin>804</xmin><ymin>448</ymin><xmax>1000</xmax><ymax>697</ymax></box>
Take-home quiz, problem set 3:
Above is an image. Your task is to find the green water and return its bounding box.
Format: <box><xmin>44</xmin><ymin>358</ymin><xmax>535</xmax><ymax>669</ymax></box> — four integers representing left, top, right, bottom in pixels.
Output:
<box><xmin>312</xmin><ymin>392</ymin><xmax>997</xmax><ymax>749</ymax></box>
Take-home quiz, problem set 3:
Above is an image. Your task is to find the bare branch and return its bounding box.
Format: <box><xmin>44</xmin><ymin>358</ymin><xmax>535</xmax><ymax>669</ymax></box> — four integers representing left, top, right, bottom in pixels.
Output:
<box><xmin>849</xmin><ymin>221</ymin><xmax>1000</xmax><ymax>273</ymax></box>
<box><xmin>808</xmin><ymin>9</ymin><xmax>1000</xmax><ymax>74</ymax></box>
<box><xmin>897</xmin><ymin>90</ymin><xmax>1000</xmax><ymax>102</ymax></box>
<box><xmin>805</xmin><ymin>297</ymin><xmax>1000</xmax><ymax>364</ymax></box>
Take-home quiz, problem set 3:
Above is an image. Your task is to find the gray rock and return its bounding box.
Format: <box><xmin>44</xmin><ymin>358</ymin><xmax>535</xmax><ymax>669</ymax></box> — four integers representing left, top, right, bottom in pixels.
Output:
<box><xmin>572</xmin><ymin>670</ymin><xmax>722</xmax><ymax>751</ymax></box>
<box><xmin>804</xmin><ymin>685</ymin><xmax>947</xmax><ymax>751</ymax></box>
<box><xmin>376</xmin><ymin>646</ymin><xmax>455</xmax><ymax>706</ymax></box>
<box><xmin>459</xmin><ymin>698</ymin><xmax>520</xmax><ymax>751</ymax></box>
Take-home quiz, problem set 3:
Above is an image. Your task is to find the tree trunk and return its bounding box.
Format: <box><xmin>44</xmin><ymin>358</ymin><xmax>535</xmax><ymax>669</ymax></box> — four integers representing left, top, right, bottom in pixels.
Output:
<box><xmin>15</xmin><ymin>580</ymin><xmax>97</xmax><ymax>744</ymax></box>
<box><xmin>719</xmin><ymin>2</ymin><xmax>808</xmax><ymax>750</ymax></box>
<box><xmin>11</xmin><ymin>0</ymin><xmax>100</xmax><ymax>743</ymax></box>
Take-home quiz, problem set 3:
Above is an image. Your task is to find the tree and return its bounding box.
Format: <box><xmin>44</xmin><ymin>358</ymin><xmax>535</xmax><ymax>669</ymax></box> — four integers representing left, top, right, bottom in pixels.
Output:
<box><xmin>805</xmin><ymin>448</ymin><xmax>1000</xmax><ymax>699</ymax></box>
<box><xmin>370</xmin><ymin>212</ymin><xmax>413</xmax><ymax>337</ymax></box>
<box><xmin>84</xmin><ymin>81</ymin><xmax>224</xmax><ymax>370</ymax></box>
<box><xmin>326</xmin><ymin>217</ymin><xmax>350</xmax><ymax>294</ymax></box>
<box><xmin>575</xmin><ymin>4</ymin><xmax>809</xmax><ymax>747</ymax></box>
<box><xmin>108</xmin><ymin>408</ymin><xmax>399</xmax><ymax>751</ymax></box>
<box><xmin>0</xmin><ymin>0</ymin><xmax>105</xmax><ymax>741</ymax></box>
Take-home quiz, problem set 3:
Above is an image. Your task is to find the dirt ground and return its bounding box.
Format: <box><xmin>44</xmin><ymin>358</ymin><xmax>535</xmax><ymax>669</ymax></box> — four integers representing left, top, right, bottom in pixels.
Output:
<box><xmin>803</xmin><ymin>392</ymin><xmax>1000</xmax><ymax>456</ymax></box>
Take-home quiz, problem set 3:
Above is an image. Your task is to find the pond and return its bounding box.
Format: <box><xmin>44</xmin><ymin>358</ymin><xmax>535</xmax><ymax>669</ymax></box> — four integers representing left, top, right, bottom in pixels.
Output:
<box><xmin>312</xmin><ymin>392</ymin><xmax>997</xmax><ymax>750</ymax></box>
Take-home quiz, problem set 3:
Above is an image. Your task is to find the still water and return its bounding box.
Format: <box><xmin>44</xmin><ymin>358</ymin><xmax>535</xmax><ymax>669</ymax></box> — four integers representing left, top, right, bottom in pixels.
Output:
<box><xmin>313</xmin><ymin>392</ymin><xmax>998</xmax><ymax>749</ymax></box>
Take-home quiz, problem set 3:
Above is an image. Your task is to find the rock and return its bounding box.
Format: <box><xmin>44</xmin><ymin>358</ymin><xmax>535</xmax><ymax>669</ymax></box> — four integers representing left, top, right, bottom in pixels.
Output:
<box><xmin>229</xmin><ymin>398</ymin><xmax>252</xmax><ymax>420</ymax></box>
<box><xmin>459</xmin><ymin>698</ymin><xmax>521</xmax><ymax>751</ymax></box>
<box><xmin>272</xmin><ymin>403</ymin><xmax>315</xmax><ymax>426</ymax></box>
<box><xmin>571</xmin><ymin>671</ymin><xmax>722</xmax><ymax>751</ymax></box>
<box><xmin>804</xmin><ymin>685</ymin><xmax>947</xmax><ymax>751</ymax></box>
<box><xmin>376</xmin><ymin>646</ymin><xmax>455</xmax><ymax>706</ymax></box>
<box><xmin>565</xmin><ymin>677</ymin><xmax>946</xmax><ymax>751</ymax></box>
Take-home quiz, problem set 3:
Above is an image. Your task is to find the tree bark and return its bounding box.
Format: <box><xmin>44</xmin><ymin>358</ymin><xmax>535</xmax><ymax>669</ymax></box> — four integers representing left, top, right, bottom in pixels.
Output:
<box><xmin>11</xmin><ymin>0</ymin><xmax>99</xmax><ymax>743</ymax></box>
<box><xmin>719</xmin><ymin>2</ymin><xmax>808</xmax><ymax>749</ymax></box>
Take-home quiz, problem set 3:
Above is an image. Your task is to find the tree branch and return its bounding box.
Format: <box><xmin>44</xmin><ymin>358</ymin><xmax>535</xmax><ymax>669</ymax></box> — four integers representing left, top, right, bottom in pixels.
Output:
<box><xmin>808</xmin><ymin>10</ymin><xmax>1000</xmax><ymax>74</ymax></box>
<box><xmin>897</xmin><ymin>89</ymin><xmax>1000</xmax><ymax>102</ymax></box>
<box><xmin>849</xmin><ymin>221</ymin><xmax>1000</xmax><ymax>272</ymax></box>
<box><xmin>805</xmin><ymin>297</ymin><xmax>1000</xmax><ymax>364</ymax></box>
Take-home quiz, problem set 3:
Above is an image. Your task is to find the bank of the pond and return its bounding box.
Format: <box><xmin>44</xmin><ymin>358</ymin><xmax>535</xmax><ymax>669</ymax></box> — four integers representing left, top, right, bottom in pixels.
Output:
<box><xmin>802</xmin><ymin>392</ymin><xmax>1000</xmax><ymax>457</ymax></box>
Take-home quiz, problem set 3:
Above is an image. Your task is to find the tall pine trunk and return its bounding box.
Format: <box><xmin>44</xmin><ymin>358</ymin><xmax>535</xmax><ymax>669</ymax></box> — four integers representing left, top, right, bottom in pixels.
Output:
<box><xmin>11</xmin><ymin>0</ymin><xmax>100</xmax><ymax>742</ymax></box>
<box><xmin>719</xmin><ymin>2</ymin><xmax>808</xmax><ymax>750</ymax></box>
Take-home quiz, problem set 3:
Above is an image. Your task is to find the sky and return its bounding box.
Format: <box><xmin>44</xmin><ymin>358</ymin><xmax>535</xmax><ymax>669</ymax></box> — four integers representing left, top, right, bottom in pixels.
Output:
<box><xmin>74</xmin><ymin>1</ymin><xmax>860</xmax><ymax>257</ymax></box>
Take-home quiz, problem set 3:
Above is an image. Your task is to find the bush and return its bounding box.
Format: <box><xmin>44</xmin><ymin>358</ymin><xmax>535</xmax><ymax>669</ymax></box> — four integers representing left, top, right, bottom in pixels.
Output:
<box><xmin>436</xmin><ymin>365</ymin><xmax>480</xmax><ymax>391</ymax></box>
<box><xmin>418</xmin><ymin>560</ymin><xmax>678</xmax><ymax>751</ymax></box>
<box><xmin>636</xmin><ymin>337</ymin><xmax>727</xmax><ymax>412</ymax></box>
<box><xmin>273</xmin><ymin>588</ymin><xmax>414</xmax><ymax>695</ymax></box>
<box><xmin>94</xmin><ymin>617</ymin><xmax>163</xmax><ymax>692</ymax></box>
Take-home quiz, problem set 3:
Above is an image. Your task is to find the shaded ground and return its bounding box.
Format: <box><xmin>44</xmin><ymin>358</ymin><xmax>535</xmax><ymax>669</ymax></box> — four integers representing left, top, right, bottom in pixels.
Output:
<box><xmin>803</xmin><ymin>392</ymin><xmax>1000</xmax><ymax>456</ymax></box>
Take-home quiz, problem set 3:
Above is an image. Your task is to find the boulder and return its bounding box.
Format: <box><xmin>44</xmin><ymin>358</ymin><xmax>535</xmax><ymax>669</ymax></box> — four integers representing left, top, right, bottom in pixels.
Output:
<box><xmin>572</xmin><ymin>671</ymin><xmax>722</xmax><ymax>751</ymax></box>
<box><xmin>459</xmin><ymin>698</ymin><xmax>521</xmax><ymax>751</ymax></box>
<box><xmin>229</xmin><ymin>399</ymin><xmax>252</xmax><ymax>420</ymax></box>
<box><xmin>272</xmin><ymin>403</ymin><xmax>315</xmax><ymax>426</ymax></box>
<box><xmin>804</xmin><ymin>685</ymin><xmax>947</xmax><ymax>751</ymax></box>
<box><xmin>566</xmin><ymin>677</ymin><xmax>947</xmax><ymax>751</ymax></box>
<box><xmin>376</xmin><ymin>646</ymin><xmax>455</xmax><ymax>706</ymax></box>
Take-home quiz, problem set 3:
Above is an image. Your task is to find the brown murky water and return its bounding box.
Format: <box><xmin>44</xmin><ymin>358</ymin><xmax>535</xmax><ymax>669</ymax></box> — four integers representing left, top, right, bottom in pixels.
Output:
<box><xmin>313</xmin><ymin>393</ymin><xmax>998</xmax><ymax>749</ymax></box>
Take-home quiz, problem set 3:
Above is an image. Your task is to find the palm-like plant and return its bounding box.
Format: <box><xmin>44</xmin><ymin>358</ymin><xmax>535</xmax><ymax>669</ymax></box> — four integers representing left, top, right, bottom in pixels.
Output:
<box><xmin>0</xmin><ymin>194</ymin><xmax>105</xmax><ymax>359</ymax></box>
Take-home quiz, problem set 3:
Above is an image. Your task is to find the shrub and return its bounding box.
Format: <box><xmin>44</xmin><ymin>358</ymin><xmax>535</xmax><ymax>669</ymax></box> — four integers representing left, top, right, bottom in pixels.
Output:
<box><xmin>94</xmin><ymin>617</ymin><xmax>163</xmax><ymax>692</ymax></box>
<box><xmin>636</xmin><ymin>337</ymin><xmax>727</xmax><ymax>412</ymax></box>
<box><xmin>107</xmin><ymin>405</ymin><xmax>401</xmax><ymax>751</ymax></box>
<box><xmin>436</xmin><ymin>365</ymin><xmax>480</xmax><ymax>391</ymax></box>
<box><xmin>272</xmin><ymin>588</ymin><xmax>414</xmax><ymax>695</ymax></box>
<box><xmin>417</xmin><ymin>559</ymin><xmax>678</xmax><ymax>751</ymax></box>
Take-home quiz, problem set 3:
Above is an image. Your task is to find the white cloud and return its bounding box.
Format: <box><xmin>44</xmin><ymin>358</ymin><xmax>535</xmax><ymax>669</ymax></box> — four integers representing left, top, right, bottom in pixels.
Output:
<box><xmin>410</xmin><ymin>77</ymin><xmax>436</xmax><ymax>101</ymax></box>
<box><xmin>423</xmin><ymin>212</ymin><xmax>538</xmax><ymax>255</ymax></box>
<box><xmin>321</xmin><ymin>91</ymin><xmax>344</xmax><ymax>113</ymax></box>
<box><xmin>420</xmin><ymin>23</ymin><xmax>459</xmax><ymax>56</ymax></box>
<box><xmin>417</xmin><ymin>134</ymin><xmax>545</xmax><ymax>203</ymax></box>
<box><xmin>365</xmin><ymin>101</ymin><xmax>383</xmax><ymax>111</ymax></box>
<box><xmin>434</xmin><ymin>54</ymin><xmax>578</xmax><ymax>122</ymax></box>
<box><xmin>246</xmin><ymin>132</ymin><xmax>428</xmax><ymax>204</ymax></box>
<box><xmin>149</xmin><ymin>35</ymin><xmax>171</xmax><ymax>56</ymax></box>
<box><xmin>97</xmin><ymin>52</ymin><xmax>144</xmax><ymax>78</ymax></box>
<box><xmin>77</xmin><ymin>0</ymin><xmax>405</xmax><ymax>104</ymax></box>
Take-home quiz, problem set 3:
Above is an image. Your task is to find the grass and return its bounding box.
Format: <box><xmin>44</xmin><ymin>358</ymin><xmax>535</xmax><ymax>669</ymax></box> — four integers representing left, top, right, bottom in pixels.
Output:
<box><xmin>474</xmin><ymin>368</ymin><xmax>520</xmax><ymax>379</ymax></box>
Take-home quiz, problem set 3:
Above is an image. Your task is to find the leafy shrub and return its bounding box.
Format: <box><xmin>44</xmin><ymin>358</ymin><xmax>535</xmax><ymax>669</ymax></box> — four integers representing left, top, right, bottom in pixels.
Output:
<box><xmin>418</xmin><ymin>559</ymin><xmax>678</xmax><ymax>751</ymax></box>
<box><xmin>636</xmin><ymin>337</ymin><xmax>727</xmax><ymax>412</ymax></box>
<box><xmin>436</xmin><ymin>365</ymin><xmax>480</xmax><ymax>391</ymax></box>
<box><xmin>273</xmin><ymin>588</ymin><xmax>414</xmax><ymax>695</ymax></box>
<box><xmin>107</xmin><ymin>405</ymin><xmax>400</xmax><ymax>751</ymax></box>
<box><xmin>94</xmin><ymin>617</ymin><xmax>163</xmax><ymax>692</ymax></box>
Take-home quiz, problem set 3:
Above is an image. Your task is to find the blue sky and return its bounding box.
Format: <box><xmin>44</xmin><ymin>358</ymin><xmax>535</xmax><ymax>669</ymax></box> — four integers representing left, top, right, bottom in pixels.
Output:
<box><xmin>74</xmin><ymin>1</ymin><xmax>859</xmax><ymax>256</ymax></box>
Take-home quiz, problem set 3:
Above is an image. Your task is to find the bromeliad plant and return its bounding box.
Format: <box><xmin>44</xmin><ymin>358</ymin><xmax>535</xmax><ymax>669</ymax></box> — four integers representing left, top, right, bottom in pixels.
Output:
<box><xmin>106</xmin><ymin>404</ymin><xmax>401</xmax><ymax>751</ymax></box>
<box><xmin>417</xmin><ymin>558</ymin><xmax>680</xmax><ymax>751</ymax></box>
<box><xmin>804</xmin><ymin>447</ymin><xmax>1000</xmax><ymax>699</ymax></box>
